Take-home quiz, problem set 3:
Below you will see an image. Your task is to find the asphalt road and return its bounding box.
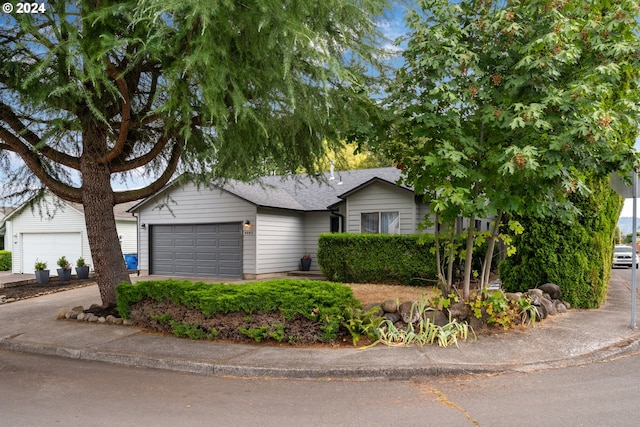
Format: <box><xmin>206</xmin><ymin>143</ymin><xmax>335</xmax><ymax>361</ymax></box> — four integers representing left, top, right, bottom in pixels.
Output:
<box><xmin>2</xmin><ymin>347</ymin><xmax>640</xmax><ymax>426</ymax></box>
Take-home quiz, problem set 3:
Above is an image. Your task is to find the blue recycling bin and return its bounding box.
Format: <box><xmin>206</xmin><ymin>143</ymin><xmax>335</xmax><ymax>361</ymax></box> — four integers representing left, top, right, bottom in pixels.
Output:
<box><xmin>124</xmin><ymin>254</ymin><xmax>138</xmax><ymax>270</ymax></box>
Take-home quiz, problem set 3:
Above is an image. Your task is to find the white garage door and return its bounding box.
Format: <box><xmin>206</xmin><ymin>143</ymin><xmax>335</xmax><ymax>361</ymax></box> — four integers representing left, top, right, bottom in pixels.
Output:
<box><xmin>22</xmin><ymin>233</ymin><xmax>82</xmax><ymax>275</ymax></box>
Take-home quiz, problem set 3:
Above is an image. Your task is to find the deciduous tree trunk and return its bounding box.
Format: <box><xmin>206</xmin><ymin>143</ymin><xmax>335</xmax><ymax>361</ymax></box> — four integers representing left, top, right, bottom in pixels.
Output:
<box><xmin>462</xmin><ymin>214</ymin><xmax>476</xmax><ymax>300</ymax></box>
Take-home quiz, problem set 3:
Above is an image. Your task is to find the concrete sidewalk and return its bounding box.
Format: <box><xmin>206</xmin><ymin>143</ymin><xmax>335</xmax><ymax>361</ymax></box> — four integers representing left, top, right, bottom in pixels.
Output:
<box><xmin>1</xmin><ymin>270</ymin><xmax>639</xmax><ymax>379</ymax></box>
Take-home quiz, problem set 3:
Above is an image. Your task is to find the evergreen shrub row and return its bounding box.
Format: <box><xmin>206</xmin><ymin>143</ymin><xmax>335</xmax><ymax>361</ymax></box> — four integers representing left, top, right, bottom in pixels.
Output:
<box><xmin>317</xmin><ymin>233</ymin><xmax>439</xmax><ymax>286</ymax></box>
<box><xmin>317</xmin><ymin>233</ymin><xmax>497</xmax><ymax>287</ymax></box>
<box><xmin>499</xmin><ymin>178</ymin><xmax>623</xmax><ymax>309</ymax></box>
<box><xmin>0</xmin><ymin>250</ymin><xmax>10</xmax><ymax>271</ymax></box>
<box><xmin>116</xmin><ymin>278</ymin><xmax>360</xmax><ymax>342</ymax></box>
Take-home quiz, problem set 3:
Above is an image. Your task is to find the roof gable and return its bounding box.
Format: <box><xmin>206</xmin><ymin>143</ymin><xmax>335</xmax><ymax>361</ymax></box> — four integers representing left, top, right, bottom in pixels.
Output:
<box><xmin>5</xmin><ymin>193</ymin><xmax>137</xmax><ymax>222</ymax></box>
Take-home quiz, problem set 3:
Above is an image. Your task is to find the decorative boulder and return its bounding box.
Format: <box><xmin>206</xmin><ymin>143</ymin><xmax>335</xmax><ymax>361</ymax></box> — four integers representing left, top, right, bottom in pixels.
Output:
<box><xmin>539</xmin><ymin>283</ymin><xmax>561</xmax><ymax>300</ymax></box>
<box><xmin>539</xmin><ymin>296</ymin><xmax>557</xmax><ymax>316</ymax></box>
<box><xmin>528</xmin><ymin>288</ymin><xmax>544</xmax><ymax>298</ymax></box>
<box><xmin>381</xmin><ymin>299</ymin><xmax>399</xmax><ymax>313</ymax></box>
<box><xmin>447</xmin><ymin>301</ymin><xmax>470</xmax><ymax>322</ymax></box>
<box><xmin>423</xmin><ymin>309</ymin><xmax>449</xmax><ymax>327</ymax></box>
<box><xmin>505</xmin><ymin>292</ymin><xmax>522</xmax><ymax>302</ymax></box>
<box><xmin>398</xmin><ymin>301</ymin><xmax>421</xmax><ymax>324</ymax></box>
<box><xmin>383</xmin><ymin>312</ymin><xmax>401</xmax><ymax>323</ymax></box>
<box><xmin>555</xmin><ymin>300</ymin><xmax>568</xmax><ymax>313</ymax></box>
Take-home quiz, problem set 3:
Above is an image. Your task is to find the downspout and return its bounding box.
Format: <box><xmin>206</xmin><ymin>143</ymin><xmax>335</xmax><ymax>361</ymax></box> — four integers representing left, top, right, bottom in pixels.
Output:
<box><xmin>133</xmin><ymin>212</ymin><xmax>141</xmax><ymax>276</ymax></box>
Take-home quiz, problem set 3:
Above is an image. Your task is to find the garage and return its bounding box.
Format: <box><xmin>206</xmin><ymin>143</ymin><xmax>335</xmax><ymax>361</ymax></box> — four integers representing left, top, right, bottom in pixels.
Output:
<box><xmin>150</xmin><ymin>223</ymin><xmax>243</xmax><ymax>278</ymax></box>
<box><xmin>22</xmin><ymin>233</ymin><xmax>82</xmax><ymax>275</ymax></box>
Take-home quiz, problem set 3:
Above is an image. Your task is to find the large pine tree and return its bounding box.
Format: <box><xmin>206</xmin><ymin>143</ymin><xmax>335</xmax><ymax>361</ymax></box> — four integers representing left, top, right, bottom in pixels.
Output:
<box><xmin>0</xmin><ymin>0</ymin><xmax>388</xmax><ymax>305</ymax></box>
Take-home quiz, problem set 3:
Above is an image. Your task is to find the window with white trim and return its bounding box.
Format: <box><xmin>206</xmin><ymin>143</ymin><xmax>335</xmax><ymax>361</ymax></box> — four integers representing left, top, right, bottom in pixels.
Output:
<box><xmin>361</xmin><ymin>211</ymin><xmax>400</xmax><ymax>234</ymax></box>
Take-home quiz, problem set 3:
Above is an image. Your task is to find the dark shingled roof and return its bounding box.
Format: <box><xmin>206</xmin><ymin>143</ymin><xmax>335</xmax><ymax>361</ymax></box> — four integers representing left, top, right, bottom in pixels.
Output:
<box><xmin>222</xmin><ymin>167</ymin><xmax>409</xmax><ymax>211</ymax></box>
<box><xmin>129</xmin><ymin>167</ymin><xmax>412</xmax><ymax>213</ymax></box>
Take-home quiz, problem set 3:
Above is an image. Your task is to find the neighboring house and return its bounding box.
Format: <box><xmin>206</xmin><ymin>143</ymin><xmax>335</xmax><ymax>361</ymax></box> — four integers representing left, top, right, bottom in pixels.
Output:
<box><xmin>129</xmin><ymin>167</ymin><xmax>492</xmax><ymax>280</ymax></box>
<box><xmin>1</xmin><ymin>206</ymin><xmax>16</xmax><ymax>251</ymax></box>
<box><xmin>6</xmin><ymin>193</ymin><xmax>138</xmax><ymax>275</ymax></box>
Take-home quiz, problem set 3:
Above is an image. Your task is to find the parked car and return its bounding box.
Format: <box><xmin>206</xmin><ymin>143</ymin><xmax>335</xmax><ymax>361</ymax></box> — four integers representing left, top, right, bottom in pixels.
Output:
<box><xmin>613</xmin><ymin>245</ymin><xmax>640</xmax><ymax>268</ymax></box>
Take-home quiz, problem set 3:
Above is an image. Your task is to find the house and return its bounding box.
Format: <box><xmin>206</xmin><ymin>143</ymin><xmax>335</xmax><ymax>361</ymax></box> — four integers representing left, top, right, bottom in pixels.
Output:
<box><xmin>1</xmin><ymin>206</ymin><xmax>16</xmax><ymax>251</ymax></box>
<box><xmin>130</xmin><ymin>167</ymin><xmax>492</xmax><ymax>280</ymax></box>
<box><xmin>5</xmin><ymin>193</ymin><xmax>138</xmax><ymax>275</ymax></box>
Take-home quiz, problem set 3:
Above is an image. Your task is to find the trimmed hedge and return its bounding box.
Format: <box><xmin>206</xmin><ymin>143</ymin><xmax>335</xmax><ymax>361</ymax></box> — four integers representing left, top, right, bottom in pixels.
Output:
<box><xmin>0</xmin><ymin>250</ymin><xmax>10</xmax><ymax>271</ymax></box>
<box><xmin>499</xmin><ymin>178</ymin><xmax>623</xmax><ymax>309</ymax></box>
<box><xmin>317</xmin><ymin>233</ymin><xmax>439</xmax><ymax>286</ymax></box>
<box><xmin>317</xmin><ymin>233</ymin><xmax>498</xmax><ymax>286</ymax></box>
<box><xmin>116</xmin><ymin>278</ymin><xmax>360</xmax><ymax>342</ymax></box>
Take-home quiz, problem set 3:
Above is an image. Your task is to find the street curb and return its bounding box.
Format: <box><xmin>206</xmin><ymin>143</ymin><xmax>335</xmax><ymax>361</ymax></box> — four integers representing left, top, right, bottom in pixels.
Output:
<box><xmin>3</xmin><ymin>333</ymin><xmax>639</xmax><ymax>380</ymax></box>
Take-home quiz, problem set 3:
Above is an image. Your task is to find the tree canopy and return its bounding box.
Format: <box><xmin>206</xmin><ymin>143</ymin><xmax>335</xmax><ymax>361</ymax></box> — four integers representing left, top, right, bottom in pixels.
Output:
<box><xmin>0</xmin><ymin>0</ymin><xmax>389</xmax><ymax>305</ymax></box>
<box><xmin>381</xmin><ymin>0</ymin><xmax>640</xmax><ymax>298</ymax></box>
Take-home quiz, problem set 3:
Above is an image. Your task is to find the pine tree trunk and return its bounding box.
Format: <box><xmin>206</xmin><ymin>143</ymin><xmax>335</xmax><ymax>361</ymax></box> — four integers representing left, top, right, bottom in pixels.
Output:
<box><xmin>80</xmin><ymin>131</ymin><xmax>131</xmax><ymax>306</ymax></box>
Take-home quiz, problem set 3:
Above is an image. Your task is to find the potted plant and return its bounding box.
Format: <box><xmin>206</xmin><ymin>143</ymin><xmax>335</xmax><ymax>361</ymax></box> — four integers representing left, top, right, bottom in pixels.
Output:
<box><xmin>300</xmin><ymin>253</ymin><xmax>312</xmax><ymax>271</ymax></box>
<box><xmin>75</xmin><ymin>257</ymin><xmax>90</xmax><ymax>280</ymax></box>
<box><xmin>56</xmin><ymin>256</ymin><xmax>72</xmax><ymax>282</ymax></box>
<box><xmin>34</xmin><ymin>259</ymin><xmax>49</xmax><ymax>285</ymax></box>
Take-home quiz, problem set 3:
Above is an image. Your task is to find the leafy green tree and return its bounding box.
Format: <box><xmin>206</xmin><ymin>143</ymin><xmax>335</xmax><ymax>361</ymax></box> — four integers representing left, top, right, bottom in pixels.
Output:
<box><xmin>381</xmin><ymin>0</ymin><xmax>640</xmax><ymax>299</ymax></box>
<box><xmin>0</xmin><ymin>0</ymin><xmax>388</xmax><ymax>305</ymax></box>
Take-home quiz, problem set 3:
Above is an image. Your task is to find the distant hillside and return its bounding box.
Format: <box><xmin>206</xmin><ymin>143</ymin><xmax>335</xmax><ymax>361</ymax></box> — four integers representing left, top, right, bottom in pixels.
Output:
<box><xmin>618</xmin><ymin>217</ymin><xmax>640</xmax><ymax>235</ymax></box>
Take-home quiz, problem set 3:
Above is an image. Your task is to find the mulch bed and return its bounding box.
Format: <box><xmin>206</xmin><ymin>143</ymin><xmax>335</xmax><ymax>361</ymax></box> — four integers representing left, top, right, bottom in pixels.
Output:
<box><xmin>1</xmin><ymin>279</ymin><xmax>94</xmax><ymax>300</ymax></box>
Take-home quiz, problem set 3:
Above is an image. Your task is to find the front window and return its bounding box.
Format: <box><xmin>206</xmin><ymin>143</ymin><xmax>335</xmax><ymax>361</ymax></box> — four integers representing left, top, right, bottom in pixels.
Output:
<box><xmin>361</xmin><ymin>212</ymin><xmax>399</xmax><ymax>234</ymax></box>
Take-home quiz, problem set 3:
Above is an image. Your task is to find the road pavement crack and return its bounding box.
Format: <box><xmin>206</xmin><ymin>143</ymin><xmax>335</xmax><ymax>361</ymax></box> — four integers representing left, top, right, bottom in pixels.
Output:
<box><xmin>429</xmin><ymin>386</ymin><xmax>479</xmax><ymax>426</ymax></box>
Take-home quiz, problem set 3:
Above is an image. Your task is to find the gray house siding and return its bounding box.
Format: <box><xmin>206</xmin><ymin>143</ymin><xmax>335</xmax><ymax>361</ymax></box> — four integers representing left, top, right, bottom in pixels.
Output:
<box><xmin>417</xmin><ymin>203</ymin><xmax>436</xmax><ymax>234</ymax></box>
<box><xmin>256</xmin><ymin>210</ymin><xmax>304</xmax><ymax>273</ymax></box>
<box><xmin>345</xmin><ymin>182</ymin><xmax>416</xmax><ymax>234</ymax></box>
<box><xmin>302</xmin><ymin>211</ymin><xmax>332</xmax><ymax>270</ymax></box>
<box><xmin>135</xmin><ymin>183</ymin><xmax>256</xmax><ymax>275</ymax></box>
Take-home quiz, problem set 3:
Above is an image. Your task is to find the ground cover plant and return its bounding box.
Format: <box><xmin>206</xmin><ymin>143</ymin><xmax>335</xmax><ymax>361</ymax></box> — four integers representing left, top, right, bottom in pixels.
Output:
<box><xmin>116</xmin><ymin>279</ymin><xmax>361</xmax><ymax>344</ymax></box>
<box><xmin>115</xmin><ymin>278</ymin><xmax>538</xmax><ymax>348</ymax></box>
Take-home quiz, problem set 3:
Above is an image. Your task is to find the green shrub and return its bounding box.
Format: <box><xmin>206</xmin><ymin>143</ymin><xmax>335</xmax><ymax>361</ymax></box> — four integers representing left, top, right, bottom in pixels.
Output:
<box><xmin>317</xmin><ymin>233</ymin><xmax>439</xmax><ymax>286</ymax></box>
<box><xmin>0</xmin><ymin>250</ymin><xmax>11</xmax><ymax>271</ymax></box>
<box><xmin>317</xmin><ymin>233</ymin><xmax>496</xmax><ymax>287</ymax></box>
<box><xmin>116</xmin><ymin>278</ymin><xmax>360</xmax><ymax>342</ymax></box>
<box><xmin>499</xmin><ymin>177</ymin><xmax>623</xmax><ymax>308</ymax></box>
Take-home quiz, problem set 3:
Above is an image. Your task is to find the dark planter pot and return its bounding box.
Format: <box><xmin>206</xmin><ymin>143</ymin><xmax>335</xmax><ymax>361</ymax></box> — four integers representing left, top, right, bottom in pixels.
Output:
<box><xmin>300</xmin><ymin>257</ymin><xmax>312</xmax><ymax>271</ymax></box>
<box><xmin>57</xmin><ymin>268</ymin><xmax>71</xmax><ymax>282</ymax></box>
<box><xmin>75</xmin><ymin>266</ymin><xmax>90</xmax><ymax>280</ymax></box>
<box><xmin>35</xmin><ymin>270</ymin><xmax>50</xmax><ymax>285</ymax></box>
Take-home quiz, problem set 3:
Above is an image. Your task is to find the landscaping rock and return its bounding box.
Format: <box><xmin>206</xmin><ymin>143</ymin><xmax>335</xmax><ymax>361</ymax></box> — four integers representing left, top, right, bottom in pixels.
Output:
<box><xmin>398</xmin><ymin>301</ymin><xmax>421</xmax><ymax>324</ymax></box>
<box><xmin>423</xmin><ymin>309</ymin><xmax>449</xmax><ymax>327</ymax></box>
<box><xmin>539</xmin><ymin>296</ymin><xmax>557</xmax><ymax>316</ymax></box>
<box><xmin>381</xmin><ymin>299</ymin><xmax>398</xmax><ymax>313</ymax></box>
<box><xmin>539</xmin><ymin>283</ymin><xmax>561</xmax><ymax>300</ymax></box>
<box><xmin>555</xmin><ymin>300</ymin><xmax>568</xmax><ymax>313</ymax></box>
<box><xmin>469</xmin><ymin>315</ymin><xmax>486</xmax><ymax>332</ymax></box>
<box><xmin>534</xmin><ymin>300</ymin><xmax>547</xmax><ymax>320</ymax></box>
<box><xmin>447</xmin><ymin>301</ymin><xmax>469</xmax><ymax>322</ymax></box>
<box><xmin>383</xmin><ymin>312</ymin><xmax>401</xmax><ymax>323</ymax></box>
<box><xmin>505</xmin><ymin>292</ymin><xmax>522</xmax><ymax>302</ymax></box>
<box><xmin>527</xmin><ymin>288</ymin><xmax>544</xmax><ymax>298</ymax></box>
